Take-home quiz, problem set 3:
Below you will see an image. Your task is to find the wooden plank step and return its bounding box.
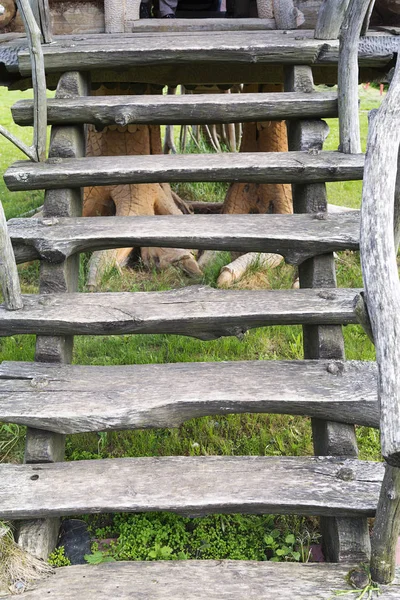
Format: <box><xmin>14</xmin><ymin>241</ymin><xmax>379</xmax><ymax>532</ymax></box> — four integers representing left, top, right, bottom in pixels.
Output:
<box><xmin>129</xmin><ymin>18</ymin><xmax>277</xmax><ymax>32</ymax></box>
<box><xmin>3</xmin><ymin>562</ymin><xmax>400</xmax><ymax>600</ymax></box>
<box><xmin>11</xmin><ymin>91</ymin><xmax>338</xmax><ymax>127</ymax></box>
<box><xmin>9</xmin><ymin>212</ymin><xmax>360</xmax><ymax>265</ymax></box>
<box><xmin>4</xmin><ymin>151</ymin><xmax>365</xmax><ymax>192</ymax></box>
<box><xmin>0</xmin><ymin>287</ymin><xmax>360</xmax><ymax>339</ymax></box>
<box><xmin>15</xmin><ymin>31</ymin><xmax>397</xmax><ymax>75</ymax></box>
<box><xmin>0</xmin><ymin>456</ymin><xmax>384</xmax><ymax>520</ymax></box>
<box><xmin>0</xmin><ymin>359</ymin><xmax>379</xmax><ymax>434</ymax></box>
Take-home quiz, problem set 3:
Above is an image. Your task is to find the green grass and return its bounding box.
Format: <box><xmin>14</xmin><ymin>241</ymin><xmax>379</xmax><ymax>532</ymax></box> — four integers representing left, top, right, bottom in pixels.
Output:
<box><xmin>0</xmin><ymin>86</ymin><xmax>383</xmax><ymax>559</ymax></box>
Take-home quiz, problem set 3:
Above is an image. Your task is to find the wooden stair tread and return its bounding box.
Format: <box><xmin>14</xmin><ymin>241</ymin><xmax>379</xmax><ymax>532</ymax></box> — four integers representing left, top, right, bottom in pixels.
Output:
<box><xmin>4</xmin><ymin>151</ymin><xmax>365</xmax><ymax>191</ymax></box>
<box><xmin>9</xmin><ymin>212</ymin><xmax>360</xmax><ymax>265</ymax></box>
<box><xmin>0</xmin><ymin>456</ymin><xmax>384</xmax><ymax>520</ymax></box>
<box><xmin>0</xmin><ymin>286</ymin><xmax>360</xmax><ymax>338</ymax></box>
<box><xmin>11</xmin><ymin>91</ymin><xmax>338</xmax><ymax>126</ymax></box>
<box><xmin>0</xmin><ymin>359</ymin><xmax>379</xmax><ymax>433</ymax></box>
<box><xmin>2</xmin><ymin>562</ymin><xmax>399</xmax><ymax>599</ymax></box>
<box><xmin>15</xmin><ymin>31</ymin><xmax>398</xmax><ymax>75</ymax></box>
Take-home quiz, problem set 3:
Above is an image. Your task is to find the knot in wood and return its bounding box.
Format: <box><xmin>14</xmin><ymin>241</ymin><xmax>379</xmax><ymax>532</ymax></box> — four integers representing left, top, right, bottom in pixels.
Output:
<box><xmin>327</xmin><ymin>362</ymin><xmax>342</xmax><ymax>376</ymax></box>
<box><xmin>46</xmin><ymin>157</ymin><xmax>63</xmax><ymax>164</ymax></box>
<box><xmin>318</xmin><ymin>290</ymin><xmax>336</xmax><ymax>300</ymax></box>
<box><xmin>30</xmin><ymin>377</ymin><xmax>49</xmax><ymax>389</ymax></box>
<box><xmin>313</xmin><ymin>212</ymin><xmax>327</xmax><ymax>220</ymax></box>
<box><xmin>42</xmin><ymin>217</ymin><xmax>59</xmax><ymax>226</ymax></box>
<box><xmin>336</xmin><ymin>467</ymin><xmax>355</xmax><ymax>481</ymax></box>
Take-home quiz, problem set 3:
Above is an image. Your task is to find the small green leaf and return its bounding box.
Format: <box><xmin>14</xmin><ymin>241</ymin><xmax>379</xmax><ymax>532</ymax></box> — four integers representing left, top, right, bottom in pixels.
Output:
<box><xmin>285</xmin><ymin>534</ymin><xmax>295</xmax><ymax>545</ymax></box>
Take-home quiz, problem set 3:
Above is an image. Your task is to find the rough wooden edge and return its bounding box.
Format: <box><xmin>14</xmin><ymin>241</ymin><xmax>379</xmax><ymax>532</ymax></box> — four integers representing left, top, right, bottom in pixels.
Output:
<box><xmin>0</xmin><ymin>200</ymin><xmax>23</xmax><ymax>310</ymax></box>
<box><xmin>338</xmin><ymin>0</ymin><xmax>372</xmax><ymax>154</ymax></box>
<box><xmin>285</xmin><ymin>63</ymin><xmax>370</xmax><ymax>564</ymax></box>
<box><xmin>315</xmin><ymin>0</ymin><xmax>350</xmax><ymax>40</ymax></box>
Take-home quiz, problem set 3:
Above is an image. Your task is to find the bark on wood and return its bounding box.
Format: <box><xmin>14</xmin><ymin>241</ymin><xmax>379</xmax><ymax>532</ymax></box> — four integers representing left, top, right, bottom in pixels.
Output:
<box><xmin>0</xmin><ymin>286</ymin><xmax>362</xmax><ymax>339</ymax></box>
<box><xmin>285</xmin><ymin>63</ymin><xmax>370</xmax><ymax>563</ymax></box>
<box><xmin>0</xmin><ymin>199</ymin><xmax>23</xmax><ymax>310</ymax></box>
<box><xmin>0</xmin><ymin>359</ymin><xmax>380</xmax><ymax>433</ymax></box>
<box><xmin>9</xmin><ymin>211</ymin><xmax>361</xmax><ymax>265</ymax></box>
<box><xmin>338</xmin><ymin>0</ymin><xmax>373</xmax><ymax>154</ymax></box>
<box><xmin>315</xmin><ymin>0</ymin><xmax>350</xmax><ymax>39</ymax></box>
<box><xmin>3</xmin><ymin>561</ymin><xmax>399</xmax><ymax>600</ymax></box>
<box><xmin>4</xmin><ymin>151</ymin><xmax>365</xmax><ymax>191</ymax></box>
<box><xmin>360</xmin><ymin>58</ymin><xmax>400</xmax><ymax>466</ymax></box>
<box><xmin>371</xmin><ymin>465</ymin><xmax>400</xmax><ymax>584</ymax></box>
<box><xmin>0</xmin><ymin>456</ymin><xmax>384</xmax><ymax>520</ymax></box>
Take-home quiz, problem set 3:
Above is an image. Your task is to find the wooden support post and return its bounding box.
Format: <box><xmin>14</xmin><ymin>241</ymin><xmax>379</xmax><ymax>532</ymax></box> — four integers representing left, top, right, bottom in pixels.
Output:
<box><xmin>338</xmin><ymin>0</ymin><xmax>372</xmax><ymax>154</ymax></box>
<box><xmin>0</xmin><ymin>200</ymin><xmax>23</xmax><ymax>310</ymax></box>
<box><xmin>284</xmin><ymin>64</ymin><xmax>371</xmax><ymax>563</ymax></box>
<box><xmin>314</xmin><ymin>0</ymin><xmax>350</xmax><ymax>39</ymax></box>
<box><xmin>16</xmin><ymin>71</ymin><xmax>88</xmax><ymax>560</ymax></box>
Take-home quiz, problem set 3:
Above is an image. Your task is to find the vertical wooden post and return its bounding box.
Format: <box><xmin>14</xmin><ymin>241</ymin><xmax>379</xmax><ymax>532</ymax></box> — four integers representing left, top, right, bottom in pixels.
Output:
<box><xmin>314</xmin><ymin>0</ymin><xmax>350</xmax><ymax>39</ymax></box>
<box><xmin>284</xmin><ymin>64</ymin><xmax>371</xmax><ymax>563</ymax></box>
<box><xmin>0</xmin><ymin>200</ymin><xmax>23</xmax><ymax>310</ymax></box>
<box><xmin>16</xmin><ymin>71</ymin><xmax>89</xmax><ymax>560</ymax></box>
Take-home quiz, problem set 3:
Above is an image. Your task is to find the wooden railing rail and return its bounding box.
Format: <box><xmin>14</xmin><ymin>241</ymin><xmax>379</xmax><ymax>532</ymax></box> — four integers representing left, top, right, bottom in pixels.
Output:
<box><xmin>360</xmin><ymin>57</ymin><xmax>400</xmax><ymax>584</ymax></box>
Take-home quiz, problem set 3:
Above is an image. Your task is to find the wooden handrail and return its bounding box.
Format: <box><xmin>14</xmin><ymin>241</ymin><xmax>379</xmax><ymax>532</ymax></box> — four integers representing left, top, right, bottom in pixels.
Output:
<box><xmin>360</xmin><ymin>58</ymin><xmax>400</xmax><ymax>584</ymax></box>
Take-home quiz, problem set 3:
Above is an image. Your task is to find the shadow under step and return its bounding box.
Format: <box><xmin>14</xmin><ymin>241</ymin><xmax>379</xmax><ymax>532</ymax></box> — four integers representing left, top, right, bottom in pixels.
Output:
<box><xmin>9</xmin><ymin>212</ymin><xmax>360</xmax><ymax>265</ymax></box>
<box><xmin>4</xmin><ymin>151</ymin><xmax>364</xmax><ymax>192</ymax></box>
<box><xmin>2</xmin><ymin>561</ymin><xmax>400</xmax><ymax>599</ymax></box>
<box><xmin>0</xmin><ymin>456</ymin><xmax>384</xmax><ymax>521</ymax></box>
<box><xmin>0</xmin><ymin>359</ymin><xmax>379</xmax><ymax>433</ymax></box>
<box><xmin>11</xmin><ymin>91</ymin><xmax>338</xmax><ymax>127</ymax></box>
<box><xmin>0</xmin><ymin>286</ymin><xmax>361</xmax><ymax>339</ymax></box>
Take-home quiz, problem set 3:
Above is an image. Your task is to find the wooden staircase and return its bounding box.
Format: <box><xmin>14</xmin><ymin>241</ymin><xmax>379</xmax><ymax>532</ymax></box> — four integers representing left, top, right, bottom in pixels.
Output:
<box><xmin>1</xmin><ymin>4</ymin><xmax>400</xmax><ymax>598</ymax></box>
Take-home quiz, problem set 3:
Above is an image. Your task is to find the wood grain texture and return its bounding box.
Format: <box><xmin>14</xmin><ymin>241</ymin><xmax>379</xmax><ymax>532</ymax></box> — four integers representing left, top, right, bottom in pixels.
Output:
<box><xmin>129</xmin><ymin>18</ymin><xmax>277</xmax><ymax>32</ymax></box>
<box><xmin>285</xmin><ymin>64</ymin><xmax>370</xmax><ymax>564</ymax></box>
<box><xmin>0</xmin><ymin>359</ymin><xmax>379</xmax><ymax>433</ymax></box>
<box><xmin>9</xmin><ymin>212</ymin><xmax>360</xmax><ymax>265</ymax></box>
<box><xmin>338</xmin><ymin>0</ymin><xmax>372</xmax><ymax>154</ymax></box>
<box><xmin>3</xmin><ymin>151</ymin><xmax>365</xmax><ymax>191</ymax></box>
<box><xmin>4</xmin><ymin>561</ymin><xmax>399</xmax><ymax>600</ymax></box>
<box><xmin>0</xmin><ymin>456</ymin><xmax>384</xmax><ymax>520</ymax></box>
<box><xmin>314</xmin><ymin>0</ymin><xmax>350</xmax><ymax>39</ymax></box>
<box><xmin>11</xmin><ymin>91</ymin><xmax>339</xmax><ymax>127</ymax></box>
<box><xmin>360</xmin><ymin>59</ymin><xmax>400</xmax><ymax>466</ymax></box>
<box><xmin>0</xmin><ymin>286</ymin><xmax>361</xmax><ymax>338</ymax></box>
<box><xmin>0</xmin><ymin>200</ymin><xmax>23</xmax><ymax>310</ymax></box>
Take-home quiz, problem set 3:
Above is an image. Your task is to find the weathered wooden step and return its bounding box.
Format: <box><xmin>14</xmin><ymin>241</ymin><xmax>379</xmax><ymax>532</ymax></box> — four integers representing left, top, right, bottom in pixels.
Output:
<box><xmin>4</xmin><ymin>152</ymin><xmax>364</xmax><ymax>191</ymax></box>
<box><xmin>3</xmin><ymin>561</ymin><xmax>400</xmax><ymax>600</ymax></box>
<box><xmin>0</xmin><ymin>287</ymin><xmax>360</xmax><ymax>339</ymax></box>
<box><xmin>11</xmin><ymin>91</ymin><xmax>338</xmax><ymax>127</ymax></box>
<box><xmin>0</xmin><ymin>456</ymin><xmax>384</xmax><ymax>520</ymax></box>
<box><xmin>0</xmin><ymin>359</ymin><xmax>378</xmax><ymax>434</ymax></box>
<box><xmin>9</xmin><ymin>212</ymin><xmax>360</xmax><ymax>265</ymax></box>
<box><xmin>15</xmin><ymin>31</ymin><xmax>397</xmax><ymax>76</ymax></box>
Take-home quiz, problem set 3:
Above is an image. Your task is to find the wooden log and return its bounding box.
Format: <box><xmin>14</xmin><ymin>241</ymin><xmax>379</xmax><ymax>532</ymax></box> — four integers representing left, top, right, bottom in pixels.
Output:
<box><xmin>129</xmin><ymin>18</ymin><xmax>277</xmax><ymax>32</ymax></box>
<box><xmin>314</xmin><ymin>0</ymin><xmax>350</xmax><ymax>39</ymax></box>
<box><xmin>8</xmin><ymin>212</ymin><xmax>360</xmax><ymax>265</ymax></box>
<box><xmin>0</xmin><ymin>286</ymin><xmax>362</xmax><ymax>339</ymax></box>
<box><xmin>0</xmin><ymin>456</ymin><xmax>384</xmax><ymax>520</ymax></box>
<box><xmin>3</xmin><ymin>151</ymin><xmax>365</xmax><ymax>191</ymax></box>
<box><xmin>11</xmin><ymin>92</ymin><xmax>339</xmax><ymax>127</ymax></box>
<box><xmin>371</xmin><ymin>465</ymin><xmax>400</xmax><ymax>584</ymax></box>
<box><xmin>16</xmin><ymin>71</ymin><xmax>88</xmax><ymax>562</ymax></box>
<box><xmin>0</xmin><ymin>200</ymin><xmax>23</xmax><ymax>310</ymax></box>
<box><xmin>285</xmin><ymin>64</ymin><xmax>371</xmax><ymax>563</ymax></box>
<box><xmin>360</xmin><ymin>58</ymin><xmax>400</xmax><ymax>466</ymax></box>
<box><xmin>338</xmin><ymin>0</ymin><xmax>373</xmax><ymax>154</ymax></box>
<box><xmin>273</xmin><ymin>0</ymin><xmax>302</xmax><ymax>29</ymax></box>
<box><xmin>0</xmin><ymin>359</ymin><xmax>379</xmax><ymax>433</ymax></box>
<box><xmin>2</xmin><ymin>561</ymin><xmax>399</xmax><ymax>600</ymax></box>
<box><xmin>104</xmin><ymin>0</ymin><xmax>125</xmax><ymax>33</ymax></box>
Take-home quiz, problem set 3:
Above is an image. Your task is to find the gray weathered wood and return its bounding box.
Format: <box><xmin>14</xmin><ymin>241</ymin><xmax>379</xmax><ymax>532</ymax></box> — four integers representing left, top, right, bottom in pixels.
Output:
<box><xmin>371</xmin><ymin>465</ymin><xmax>400</xmax><ymax>584</ymax></box>
<box><xmin>16</xmin><ymin>71</ymin><xmax>88</xmax><ymax>562</ymax></box>
<box><xmin>3</xmin><ymin>561</ymin><xmax>400</xmax><ymax>600</ymax></box>
<box><xmin>130</xmin><ymin>18</ymin><xmax>277</xmax><ymax>32</ymax></box>
<box><xmin>11</xmin><ymin>91</ymin><xmax>339</xmax><ymax>127</ymax></box>
<box><xmin>273</xmin><ymin>0</ymin><xmax>298</xmax><ymax>29</ymax></box>
<box><xmin>338</xmin><ymin>0</ymin><xmax>373</xmax><ymax>154</ymax></box>
<box><xmin>0</xmin><ymin>359</ymin><xmax>379</xmax><ymax>434</ymax></box>
<box><xmin>0</xmin><ymin>456</ymin><xmax>384</xmax><ymax>520</ymax></box>
<box><xmin>285</xmin><ymin>63</ymin><xmax>370</xmax><ymax>564</ymax></box>
<box><xmin>8</xmin><ymin>212</ymin><xmax>360</xmax><ymax>265</ymax></box>
<box><xmin>0</xmin><ymin>286</ymin><xmax>361</xmax><ymax>339</ymax></box>
<box><xmin>314</xmin><ymin>0</ymin><xmax>350</xmax><ymax>39</ymax></box>
<box><xmin>3</xmin><ymin>151</ymin><xmax>365</xmax><ymax>191</ymax></box>
<box><xmin>360</xmin><ymin>58</ymin><xmax>400</xmax><ymax>466</ymax></box>
<box><xmin>0</xmin><ymin>200</ymin><xmax>23</xmax><ymax>310</ymax></box>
